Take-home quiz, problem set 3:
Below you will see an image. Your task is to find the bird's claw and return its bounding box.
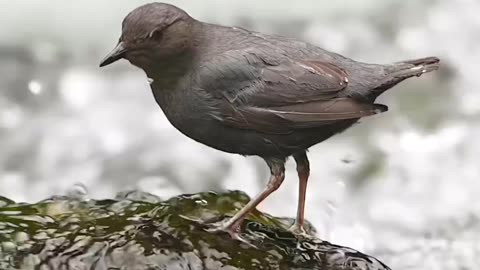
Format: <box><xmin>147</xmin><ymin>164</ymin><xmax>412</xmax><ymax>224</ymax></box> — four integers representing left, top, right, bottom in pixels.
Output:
<box><xmin>288</xmin><ymin>224</ymin><xmax>311</xmax><ymax>238</ymax></box>
<box><xmin>205</xmin><ymin>221</ymin><xmax>256</xmax><ymax>248</ymax></box>
<box><xmin>205</xmin><ymin>220</ymin><xmax>239</xmax><ymax>236</ymax></box>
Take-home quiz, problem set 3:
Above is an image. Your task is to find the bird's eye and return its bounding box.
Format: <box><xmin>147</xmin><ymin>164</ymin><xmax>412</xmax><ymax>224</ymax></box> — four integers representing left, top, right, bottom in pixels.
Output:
<box><xmin>149</xmin><ymin>29</ymin><xmax>164</xmax><ymax>41</ymax></box>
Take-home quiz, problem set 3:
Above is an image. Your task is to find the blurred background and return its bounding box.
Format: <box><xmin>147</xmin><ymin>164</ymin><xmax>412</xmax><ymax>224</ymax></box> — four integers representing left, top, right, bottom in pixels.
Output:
<box><xmin>1</xmin><ymin>0</ymin><xmax>479</xmax><ymax>268</ymax></box>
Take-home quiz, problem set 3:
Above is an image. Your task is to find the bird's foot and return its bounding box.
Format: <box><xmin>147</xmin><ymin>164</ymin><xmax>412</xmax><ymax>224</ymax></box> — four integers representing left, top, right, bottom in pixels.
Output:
<box><xmin>288</xmin><ymin>223</ymin><xmax>311</xmax><ymax>238</ymax></box>
<box><xmin>205</xmin><ymin>220</ymin><xmax>256</xmax><ymax>247</ymax></box>
<box><xmin>205</xmin><ymin>221</ymin><xmax>239</xmax><ymax>236</ymax></box>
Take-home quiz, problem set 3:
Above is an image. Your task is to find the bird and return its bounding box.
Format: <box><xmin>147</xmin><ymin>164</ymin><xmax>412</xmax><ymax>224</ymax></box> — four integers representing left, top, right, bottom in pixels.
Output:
<box><xmin>99</xmin><ymin>3</ymin><xmax>440</xmax><ymax>238</ymax></box>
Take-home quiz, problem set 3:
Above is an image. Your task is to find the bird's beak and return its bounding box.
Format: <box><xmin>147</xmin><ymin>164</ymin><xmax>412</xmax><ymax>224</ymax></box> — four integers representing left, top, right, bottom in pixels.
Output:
<box><xmin>99</xmin><ymin>41</ymin><xmax>127</xmax><ymax>67</ymax></box>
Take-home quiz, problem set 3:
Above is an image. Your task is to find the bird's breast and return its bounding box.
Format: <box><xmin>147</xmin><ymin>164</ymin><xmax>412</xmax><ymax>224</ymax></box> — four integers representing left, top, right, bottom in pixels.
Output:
<box><xmin>151</xmin><ymin>84</ymin><xmax>187</xmax><ymax>126</ymax></box>
<box><xmin>150</xmin><ymin>82</ymin><xmax>220</xmax><ymax>141</ymax></box>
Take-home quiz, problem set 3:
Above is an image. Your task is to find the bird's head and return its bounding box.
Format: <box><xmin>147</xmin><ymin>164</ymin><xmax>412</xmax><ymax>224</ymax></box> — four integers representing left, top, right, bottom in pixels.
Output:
<box><xmin>100</xmin><ymin>3</ymin><xmax>196</xmax><ymax>70</ymax></box>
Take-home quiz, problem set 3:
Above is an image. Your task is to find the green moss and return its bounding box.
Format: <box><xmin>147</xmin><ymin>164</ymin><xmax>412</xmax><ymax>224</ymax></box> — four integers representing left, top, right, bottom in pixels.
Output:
<box><xmin>0</xmin><ymin>190</ymin><xmax>390</xmax><ymax>270</ymax></box>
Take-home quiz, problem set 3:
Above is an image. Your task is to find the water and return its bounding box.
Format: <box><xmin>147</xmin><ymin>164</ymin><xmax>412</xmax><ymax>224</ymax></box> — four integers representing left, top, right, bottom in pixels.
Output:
<box><xmin>1</xmin><ymin>0</ymin><xmax>479</xmax><ymax>269</ymax></box>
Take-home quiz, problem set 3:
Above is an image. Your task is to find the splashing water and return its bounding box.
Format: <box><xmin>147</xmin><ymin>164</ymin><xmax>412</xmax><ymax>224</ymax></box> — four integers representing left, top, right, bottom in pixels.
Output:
<box><xmin>27</xmin><ymin>80</ymin><xmax>42</xmax><ymax>95</ymax></box>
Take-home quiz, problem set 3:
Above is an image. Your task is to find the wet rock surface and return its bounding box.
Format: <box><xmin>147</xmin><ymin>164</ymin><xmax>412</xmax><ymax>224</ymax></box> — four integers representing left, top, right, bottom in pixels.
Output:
<box><xmin>0</xmin><ymin>191</ymin><xmax>390</xmax><ymax>270</ymax></box>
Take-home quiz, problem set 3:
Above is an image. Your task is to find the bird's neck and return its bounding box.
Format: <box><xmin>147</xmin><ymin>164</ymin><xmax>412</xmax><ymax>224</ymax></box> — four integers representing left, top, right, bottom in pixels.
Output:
<box><xmin>143</xmin><ymin>52</ymin><xmax>194</xmax><ymax>86</ymax></box>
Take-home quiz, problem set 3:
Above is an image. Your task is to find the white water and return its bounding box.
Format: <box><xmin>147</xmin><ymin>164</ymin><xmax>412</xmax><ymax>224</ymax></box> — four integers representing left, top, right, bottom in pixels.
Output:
<box><xmin>1</xmin><ymin>0</ymin><xmax>480</xmax><ymax>269</ymax></box>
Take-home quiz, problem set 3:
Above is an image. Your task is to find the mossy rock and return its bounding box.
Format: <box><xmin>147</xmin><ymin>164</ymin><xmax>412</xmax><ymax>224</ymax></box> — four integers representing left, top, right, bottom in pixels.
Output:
<box><xmin>0</xmin><ymin>190</ymin><xmax>390</xmax><ymax>270</ymax></box>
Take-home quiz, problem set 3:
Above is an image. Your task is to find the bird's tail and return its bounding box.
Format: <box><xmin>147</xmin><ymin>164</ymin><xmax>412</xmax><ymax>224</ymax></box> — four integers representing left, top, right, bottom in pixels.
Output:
<box><xmin>370</xmin><ymin>56</ymin><xmax>440</xmax><ymax>98</ymax></box>
<box><xmin>388</xmin><ymin>56</ymin><xmax>440</xmax><ymax>78</ymax></box>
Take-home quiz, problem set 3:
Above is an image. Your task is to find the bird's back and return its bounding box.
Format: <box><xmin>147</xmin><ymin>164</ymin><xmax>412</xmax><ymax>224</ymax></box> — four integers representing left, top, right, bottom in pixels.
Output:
<box><xmin>195</xmin><ymin>23</ymin><xmax>388</xmax><ymax>101</ymax></box>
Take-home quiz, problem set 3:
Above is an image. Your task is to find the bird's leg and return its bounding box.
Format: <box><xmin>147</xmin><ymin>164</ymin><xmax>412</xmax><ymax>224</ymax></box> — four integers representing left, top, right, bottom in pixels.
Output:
<box><xmin>290</xmin><ymin>151</ymin><xmax>310</xmax><ymax>235</ymax></box>
<box><xmin>219</xmin><ymin>158</ymin><xmax>285</xmax><ymax>235</ymax></box>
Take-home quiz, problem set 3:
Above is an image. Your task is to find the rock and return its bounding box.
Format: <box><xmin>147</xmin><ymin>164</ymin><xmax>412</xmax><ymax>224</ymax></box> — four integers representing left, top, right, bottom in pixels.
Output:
<box><xmin>0</xmin><ymin>190</ymin><xmax>390</xmax><ymax>270</ymax></box>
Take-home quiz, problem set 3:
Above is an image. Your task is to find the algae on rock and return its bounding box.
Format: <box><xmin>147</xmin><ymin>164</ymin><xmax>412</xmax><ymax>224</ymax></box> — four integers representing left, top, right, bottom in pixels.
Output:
<box><xmin>0</xmin><ymin>190</ymin><xmax>390</xmax><ymax>270</ymax></box>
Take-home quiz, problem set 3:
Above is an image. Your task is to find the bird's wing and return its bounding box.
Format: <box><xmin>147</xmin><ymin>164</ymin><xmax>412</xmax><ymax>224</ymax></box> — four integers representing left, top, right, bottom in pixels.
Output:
<box><xmin>196</xmin><ymin>50</ymin><xmax>387</xmax><ymax>134</ymax></box>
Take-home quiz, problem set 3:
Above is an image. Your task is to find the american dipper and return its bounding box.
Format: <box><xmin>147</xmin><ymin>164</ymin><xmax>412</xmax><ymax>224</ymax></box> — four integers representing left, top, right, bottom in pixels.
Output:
<box><xmin>100</xmin><ymin>3</ymin><xmax>440</xmax><ymax>237</ymax></box>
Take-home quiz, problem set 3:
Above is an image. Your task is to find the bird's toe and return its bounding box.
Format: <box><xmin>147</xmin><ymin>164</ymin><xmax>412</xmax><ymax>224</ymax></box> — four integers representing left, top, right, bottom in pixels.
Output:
<box><xmin>204</xmin><ymin>221</ymin><xmax>256</xmax><ymax>247</ymax></box>
<box><xmin>288</xmin><ymin>224</ymin><xmax>312</xmax><ymax>238</ymax></box>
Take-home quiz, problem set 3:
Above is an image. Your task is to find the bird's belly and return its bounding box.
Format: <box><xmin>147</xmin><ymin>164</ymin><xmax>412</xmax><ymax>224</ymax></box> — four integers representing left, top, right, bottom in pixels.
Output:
<box><xmin>166</xmin><ymin>118</ymin><xmax>358</xmax><ymax>158</ymax></box>
<box><xmin>160</xmin><ymin>110</ymin><xmax>278</xmax><ymax>156</ymax></box>
<box><xmin>169</xmin><ymin>117</ymin><xmax>259</xmax><ymax>155</ymax></box>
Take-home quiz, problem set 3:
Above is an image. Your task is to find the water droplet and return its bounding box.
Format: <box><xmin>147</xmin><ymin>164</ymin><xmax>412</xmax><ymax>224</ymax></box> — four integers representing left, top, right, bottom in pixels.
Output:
<box><xmin>28</xmin><ymin>80</ymin><xmax>42</xmax><ymax>95</ymax></box>
<box><xmin>147</xmin><ymin>78</ymin><xmax>154</xmax><ymax>85</ymax></box>
<box><xmin>195</xmin><ymin>199</ymin><xmax>208</xmax><ymax>206</ymax></box>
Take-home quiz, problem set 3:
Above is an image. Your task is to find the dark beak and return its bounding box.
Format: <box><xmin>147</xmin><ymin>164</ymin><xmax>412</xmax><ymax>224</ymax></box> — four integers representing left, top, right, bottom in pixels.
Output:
<box><xmin>99</xmin><ymin>42</ymin><xmax>127</xmax><ymax>67</ymax></box>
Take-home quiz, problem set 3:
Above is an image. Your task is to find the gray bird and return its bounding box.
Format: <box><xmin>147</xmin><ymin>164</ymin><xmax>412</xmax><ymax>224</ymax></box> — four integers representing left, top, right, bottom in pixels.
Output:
<box><xmin>100</xmin><ymin>3</ymin><xmax>440</xmax><ymax>238</ymax></box>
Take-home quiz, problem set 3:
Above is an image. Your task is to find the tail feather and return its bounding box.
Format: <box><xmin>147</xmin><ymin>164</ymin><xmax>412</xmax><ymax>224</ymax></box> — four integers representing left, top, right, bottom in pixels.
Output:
<box><xmin>390</xmin><ymin>56</ymin><xmax>440</xmax><ymax>78</ymax></box>
<box><xmin>370</xmin><ymin>56</ymin><xmax>440</xmax><ymax>98</ymax></box>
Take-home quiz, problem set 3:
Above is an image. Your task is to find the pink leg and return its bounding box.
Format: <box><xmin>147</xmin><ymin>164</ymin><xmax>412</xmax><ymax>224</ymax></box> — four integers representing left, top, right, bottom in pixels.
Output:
<box><xmin>221</xmin><ymin>159</ymin><xmax>285</xmax><ymax>233</ymax></box>
<box><xmin>290</xmin><ymin>152</ymin><xmax>310</xmax><ymax>234</ymax></box>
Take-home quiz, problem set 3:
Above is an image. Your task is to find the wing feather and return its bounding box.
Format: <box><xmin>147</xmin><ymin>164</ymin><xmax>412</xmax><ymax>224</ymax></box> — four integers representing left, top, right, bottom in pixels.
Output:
<box><xmin>196</xmin><ymin>50</ymin><xmax>387</xmax><ymax>134</ymax></box>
